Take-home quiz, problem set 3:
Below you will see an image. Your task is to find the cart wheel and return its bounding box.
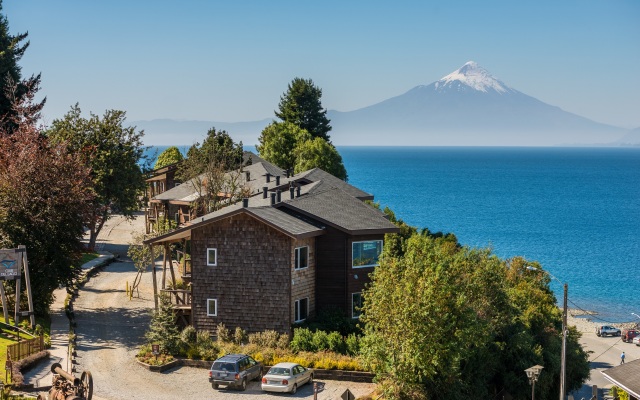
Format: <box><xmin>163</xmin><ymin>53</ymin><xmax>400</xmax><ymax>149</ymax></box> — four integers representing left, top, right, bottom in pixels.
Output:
<box><xmin>80</xmin><ymin>370</ymin><xmax>94</xmax><ymax>400</ymax></box>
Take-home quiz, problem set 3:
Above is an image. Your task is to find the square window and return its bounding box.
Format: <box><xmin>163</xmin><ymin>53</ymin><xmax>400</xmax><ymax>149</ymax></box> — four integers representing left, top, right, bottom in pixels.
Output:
<box><xmin>352</xmin><ymin>240</ymin><xmax>383</xmax><ymax>268</ymax></box>
<box><xmin>352</xmin><ymin>293</ymin><xmax>363</xmax><ymax>319</ymax></box>
<box><xmin>207</xmin><ymin>298</ymin><xmax>217</xmax><ymax>316</ymax></box>
<box><xmin>294</xmin><ymin>298</ymin><xmax>308</xmax><ymax>322</ymax></box>
<box><xmin>207</xmin><ymin>248</ymin><xmax>217</xmax><ymax>266</ymax></box>
<box><xmin>294</xmin><ymin>246</ymin><xmax>308</xmax><ymax>270</ymax></box>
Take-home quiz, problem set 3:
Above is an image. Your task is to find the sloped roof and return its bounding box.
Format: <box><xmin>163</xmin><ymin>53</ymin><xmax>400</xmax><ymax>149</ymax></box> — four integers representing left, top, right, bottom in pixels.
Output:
<box><xmin>294</xmin><ymin>168</ymin><xmax>373</xmax><ymax>200</ymax></box>
<box><xmin>602</xmin><ymin>359</ymin><xmax>640</xmax><ymax>398</ymax></box>
<box><xmin>278</xmin><ymin>186</ymin><xmax>397</xmax><ymax>235</ymax></box>
<box><xmin>243</xmin><ymin>151</ymin><xmax>284</xmax><ymax>177</ymax></box>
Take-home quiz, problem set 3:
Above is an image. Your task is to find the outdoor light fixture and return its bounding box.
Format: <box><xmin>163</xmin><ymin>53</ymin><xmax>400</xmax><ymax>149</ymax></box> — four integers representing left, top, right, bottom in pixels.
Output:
<box><xmin>524</xmin><ymin>365</ymin><xmax>544</xmax><ymax>400</ymax></box>
<box><xmin>526</xmin><ymin>266</ymin><xmax>567</xmax><ymax>400</ymax></box>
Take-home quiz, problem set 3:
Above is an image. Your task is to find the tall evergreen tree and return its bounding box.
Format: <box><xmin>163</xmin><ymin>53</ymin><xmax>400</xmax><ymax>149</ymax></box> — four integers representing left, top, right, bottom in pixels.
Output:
<box><xmin>275</xmin><ymin>78</ymin><xmax>331</xmax><ymax>142</ymax></box>
<box><xmin>0</xmin><ymin>0</ymin><xmax>45</xmax><ymax>134</ymax></box>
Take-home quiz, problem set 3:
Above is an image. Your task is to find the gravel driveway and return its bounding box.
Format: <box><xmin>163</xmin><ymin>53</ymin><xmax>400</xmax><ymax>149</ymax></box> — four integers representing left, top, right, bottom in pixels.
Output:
<box><xmin>73</xmin><ymin>215</ymin><xmax>375</xmax><ymax>400</ymax></box>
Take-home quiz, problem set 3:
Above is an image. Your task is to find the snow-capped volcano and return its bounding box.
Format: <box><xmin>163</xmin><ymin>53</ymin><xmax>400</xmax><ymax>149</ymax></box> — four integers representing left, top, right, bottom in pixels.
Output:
<box><xmin>434</xmin><ymin>61</ymin><xmax>513</xmax><ymax>94</ymax></box>
<box><xmin>327</xmin><ymin>61</ymin><xmax>625</xmax><ymax>145</ymax></box>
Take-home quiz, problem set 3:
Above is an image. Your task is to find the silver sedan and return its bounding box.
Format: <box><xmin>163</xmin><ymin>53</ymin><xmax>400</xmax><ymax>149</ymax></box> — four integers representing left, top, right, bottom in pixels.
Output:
<box><xmin>261</xmin><ymin>362</ymin><xmax>314</xmax><ymax>394</ymax></box>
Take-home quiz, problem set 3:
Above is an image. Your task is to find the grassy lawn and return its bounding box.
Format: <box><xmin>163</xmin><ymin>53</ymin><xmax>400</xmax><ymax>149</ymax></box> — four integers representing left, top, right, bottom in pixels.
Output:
<box><xmin>80</xmin><ymin>252</ymin><xmax>100</xmax><ymax>265</ymax></box>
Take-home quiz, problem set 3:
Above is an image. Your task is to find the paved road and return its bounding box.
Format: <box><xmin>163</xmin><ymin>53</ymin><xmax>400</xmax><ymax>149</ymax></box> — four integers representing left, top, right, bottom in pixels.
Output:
<box><xmin>71</xmin><ymin>214</ymin><xmax>374</xmax><ymax>400</ymax></box>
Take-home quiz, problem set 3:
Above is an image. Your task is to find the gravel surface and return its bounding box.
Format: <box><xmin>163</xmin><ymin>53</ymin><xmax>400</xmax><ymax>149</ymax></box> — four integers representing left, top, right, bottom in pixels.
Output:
<box><xmin>73</xmin><ymin>215</ymin><xmax>376</xmax><ymax>400</ymax></box>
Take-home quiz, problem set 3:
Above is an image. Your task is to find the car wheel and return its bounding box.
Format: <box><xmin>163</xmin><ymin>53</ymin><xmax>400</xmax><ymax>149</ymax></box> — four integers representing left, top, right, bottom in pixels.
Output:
<box><xmin>240</xmin><ymin>378</ymin><xmax>247</xmax><ymax>391</ymax></box>
<box><xmin>291</xmin><ymin>383</ymin><xmax>297</xmax><ymax>394</ymax></box>
<box><xmin>212</xmin><ymin>383</ymin><xmax>219</xmax><ymax>389</ymax></box>
<box><xmin>309</xmin><ymin>373</ymin><xmax>313</xmax><ymax>385</ymax></box>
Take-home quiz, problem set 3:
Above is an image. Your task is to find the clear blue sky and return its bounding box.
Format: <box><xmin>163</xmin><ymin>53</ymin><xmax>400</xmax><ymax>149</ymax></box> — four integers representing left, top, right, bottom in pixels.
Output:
<box><xmin>6</xmin><ymin>0</ymin><xmax>640</xmax><ymax>131</ymax></box>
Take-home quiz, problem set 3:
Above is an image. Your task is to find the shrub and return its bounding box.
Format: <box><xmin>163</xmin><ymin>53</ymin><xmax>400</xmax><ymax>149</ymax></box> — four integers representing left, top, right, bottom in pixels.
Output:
<box><xmin>327</xmin><ymin>331</ymin><xmax>346</xmax><ymax>354</ymax></box>
<box><xmin>234</xmin><ymin>326</ymin><xmax>247</xmax><ymax>345</ymax></box>
<box><xmin>249</xmin><ymin>330</ymin><xmax>280</xmax><ymax>348</ymax></box>
<box><xmin>290</xmin><ymin>327</ymin><xmax>314</xmax><ymax>352</ymax></box>
<box><xmin>277</xmin><ymin>333</ymin><xmax>290</xmax><ymax>349</ymax></box>
<box><xmin>312</xmin><ymin>330</ymin><xmax>329</xmax><ymax>351</ymax></box>
<box><xmin>216</xmin><ymin>323</ymin><xmax>230</xmax><ymax>343</ymax></box>
<box><xmin>180</xmin><ymin>326</ymin><xmax>197</xmax><ymax>345</ymax></box>
<box><xmin>345</xmin><ymin>333</ymin><xmax>360</xmax><ymax>356</ymax></box>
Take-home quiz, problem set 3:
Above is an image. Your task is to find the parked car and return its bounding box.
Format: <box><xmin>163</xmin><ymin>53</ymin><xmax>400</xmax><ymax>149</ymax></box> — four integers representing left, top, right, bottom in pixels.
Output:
<box><xmin>209</xmin><ymin>354</ymin><xmax>262</xmax><ymax>391</ymax></box>
<box><xmin>633</xmin><ymin>336</ymin><xmax>640</xmax><ymax>346</ymax></box>
<box><xmin>596</xmin><ymin>325</ymin><xmax>621</xmax><ymax>337</ymax></box>
<box><xmin>622</xmin><ymin>329</ymin><xmax>639</xmax><ymax>343</ymax></box>
<box><xmin>261</xmin><ymin>362</ymin><xmax>314</xmax><ymax>394</ymax></box>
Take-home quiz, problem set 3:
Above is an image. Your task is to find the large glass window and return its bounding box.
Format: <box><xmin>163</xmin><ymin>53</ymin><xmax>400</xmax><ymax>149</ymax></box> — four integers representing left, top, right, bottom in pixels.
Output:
<box><xmin>207</xmin><ymin>248</ymin><xmax>217</xmax><ymax>266</ymax></box>
<box><xmin>207</xmin><ymin>299</ymin><xmax>217</xmax><ymax>316</ymax></box>
<box><xmin>352</xmin><ymin>240</ymin><xmax>383</xmax><ymax>268</ymax></box>
<box><xmin>352</xmin><ymin>293</ymin><xmax>363</xmax><ymax>319</ymax></box>
<box><xmin>294</xmin><ymin>246</ymin><xmax>308</xmax><ymax>270</ymax></box>
<box><xmin>294</xmin><ymin>298</ymin><xmax>308</xmax><ymax>322</ymax></box>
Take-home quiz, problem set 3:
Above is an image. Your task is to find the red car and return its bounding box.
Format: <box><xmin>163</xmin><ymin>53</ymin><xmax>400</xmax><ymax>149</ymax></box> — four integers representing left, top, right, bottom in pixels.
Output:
<box><xmin>622</xmin><ymin>329</ymin><xmax>639</xmax><ymax>343</ymax></box>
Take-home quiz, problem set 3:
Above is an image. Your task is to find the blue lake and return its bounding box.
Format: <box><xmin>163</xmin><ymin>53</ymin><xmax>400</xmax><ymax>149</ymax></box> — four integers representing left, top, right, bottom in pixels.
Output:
<box><xmin>146</xmin><ymin>145</ymin><xmax>640</xmax><ymax>323</ymax></box>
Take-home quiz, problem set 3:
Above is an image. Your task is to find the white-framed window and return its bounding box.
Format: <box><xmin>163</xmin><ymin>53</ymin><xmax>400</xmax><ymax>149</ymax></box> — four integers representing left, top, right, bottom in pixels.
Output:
<box><xmin>294</xmin><ymin>298</ymin><xmax>308</xmax><ymax>322</ymax></box>
<box><xmin>207</xmin><ymin>298</ymin><xmax>217</xmax><ymax>316</ymax></box>
<box><xmin>207</xmin><ymin>248</ymin><xmax>217</xmax><ymax>266</ymax></box>
<box><xmin>352</xmin><ymin>240</ymin><xmax>383</xmax><ymax>268</ymax></box>
<box><xmin>294</xmin><ymin>246</ymin><xmax>309</xmax><ymax>270</ymax></box>
<box><xmin>352</xmin><ymin>293</ymin><xmax>363</xmax><ymax>319</ymax></box>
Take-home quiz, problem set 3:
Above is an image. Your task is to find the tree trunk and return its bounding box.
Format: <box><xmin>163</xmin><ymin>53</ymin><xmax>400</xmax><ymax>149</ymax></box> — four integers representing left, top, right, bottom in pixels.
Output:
<box><xmin>87</xmin><ymin>212</ymin><xmax>107</xmax><ymax>252</ymax></box>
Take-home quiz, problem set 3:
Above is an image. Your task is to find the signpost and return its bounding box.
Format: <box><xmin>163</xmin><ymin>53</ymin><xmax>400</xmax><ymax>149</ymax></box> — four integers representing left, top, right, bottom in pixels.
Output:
<box><xmin>0</xmin><ymin>246</ymin><xmax>36</xmax><ymax>328</ymax></box>
<box><xmin>152</xmin><ymin>344</ymin><xmax>160</xmax><ymax>362</ymax></box>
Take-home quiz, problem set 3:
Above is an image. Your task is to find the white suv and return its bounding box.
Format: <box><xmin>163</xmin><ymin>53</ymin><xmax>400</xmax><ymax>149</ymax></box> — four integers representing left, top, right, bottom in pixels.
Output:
<box><xmin>596</xmin><ymin>325</ymin><xmax>621</xmax><ymax>337</ymax></box>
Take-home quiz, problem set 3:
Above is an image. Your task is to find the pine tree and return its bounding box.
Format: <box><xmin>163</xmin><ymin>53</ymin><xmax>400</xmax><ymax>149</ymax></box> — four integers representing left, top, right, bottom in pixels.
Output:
<box><xmin>0</xmin><ymin>0</ymin><xmax>45</xmax><ymax>134</ymax></box>
<box><xmin>275</xmin><ymin>78</ymin><xmax>331</xmax><ymax>142</ymax></box>
<box><xmin>145</xmin><ymin>294</ymin><xmax>180</xmax><ymax>354</ymax></box>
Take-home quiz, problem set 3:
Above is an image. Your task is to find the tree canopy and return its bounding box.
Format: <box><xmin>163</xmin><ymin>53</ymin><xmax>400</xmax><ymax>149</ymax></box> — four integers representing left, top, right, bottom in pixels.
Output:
<box><xmin>154</xmin><ymin>146</ymin><xmax>184</xmax><ymax>169</ymax></box>
<box><xmin>0</xmin><ymin>84</ymin><xmax>94</xmax><ymax>314</ymax></box>
<box><xmin>275</xmin><ymin>78</ymin><xmax>331</xmax><ymax>142</ymax></box>
<box><xmin>46</xmin><ymin>104</ymin><xmax>146</xmax><ymax>251</ymax></box>
<box><xmin>360</xmin><ymin>232</ymin><xmax>589</xmax><ymax>400</ymax></box>
<box><xmin>178</xmin><ymin>127</ymin><xmax>246</xmax><ymax>214</ymax></box>
<box><xmin>0</xmin><ymin>0</ymin><xmax>45</xmax><ymax>134</ymax></box>
<box><xmin>294</xmin><ymin>137</ymin><xmax>347</xmax><ymax>180</ymax></box>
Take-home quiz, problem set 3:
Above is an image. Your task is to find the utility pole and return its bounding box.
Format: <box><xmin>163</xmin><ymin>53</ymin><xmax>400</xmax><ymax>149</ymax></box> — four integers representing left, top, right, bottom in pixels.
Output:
<box><xmin>560</xmin><ymin>283</ymin><xmax>567</xmax><ymax>400</ymax></box>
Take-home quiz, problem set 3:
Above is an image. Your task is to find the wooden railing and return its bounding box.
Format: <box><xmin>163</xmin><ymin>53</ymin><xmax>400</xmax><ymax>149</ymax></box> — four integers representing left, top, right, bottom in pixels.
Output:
<box><xmin>160</xmin><ymin>289</ymin><xmax>192</xmax><ymax>309</ymax></box>
<box><xmin>7</xmin><ymin>335</ymin><xmax>45</xmax><ymax>361</ymax></box>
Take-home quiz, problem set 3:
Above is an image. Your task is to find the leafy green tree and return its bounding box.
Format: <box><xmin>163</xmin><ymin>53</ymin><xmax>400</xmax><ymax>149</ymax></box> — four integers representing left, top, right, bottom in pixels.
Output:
<box><xmin>0</xmin><ymin>87</ymin><xmax>94</xmax><ymax>314</ymax></box>
<box><xmin>154</xmin><ymin>146</ymin><xmax>184</xmax><ymax>169</ymax></box>
<box><xmin>178</xmin><ymin>128</ymin><xmax>246</xmax><ymax>214</ymax></box>
<box><xmin>0</xmin><ymin>0</ymin><xmax>45</xmax><ymax>134</ymax></box>
<box><xmin>256</xmin><ymin>121</ymin><xmax>311</xmax><ymax>172</ymax></box>
<box><xmin>46</xmin><ymin>104</ymin><xmax>146</xmax><ymax>251</ymax></box>
<box><xmin>145</xmin><ymin>293</ymin><xmax>180</xmax><ymax>354</ymax></box>
<box><xmin>294</xmin><ymin>137</ymin><xmax>347</xmax><ymax>180</ymax></box>
<box><xmin>275</xmin><ymin>78</ymin><xmax>331</xmax><ymax>142</ymax></box>
<box><xmin>360</xmin><ymin>234</ymin><xmax>589</xmax><ymax>400</ymax></box>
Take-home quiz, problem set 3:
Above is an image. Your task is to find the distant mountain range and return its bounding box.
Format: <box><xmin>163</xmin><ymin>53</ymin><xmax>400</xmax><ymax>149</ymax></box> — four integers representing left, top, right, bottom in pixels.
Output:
<box><xmin>134</xmin><ymin>62</ymin><xmax>637</xmax><ymax>146</ymax></box>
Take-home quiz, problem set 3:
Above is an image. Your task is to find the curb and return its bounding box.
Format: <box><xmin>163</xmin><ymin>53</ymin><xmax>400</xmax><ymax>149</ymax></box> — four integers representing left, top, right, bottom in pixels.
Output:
<box><xmin>138</xmin><ymin>358</ymin><xmax>374</xmax><ymax>383</ymax></box>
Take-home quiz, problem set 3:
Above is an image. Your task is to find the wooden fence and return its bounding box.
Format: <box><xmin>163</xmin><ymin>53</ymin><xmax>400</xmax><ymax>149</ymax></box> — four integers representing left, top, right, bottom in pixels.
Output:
<box><xmin>7</xmin><ymin>335</ymin><xmax>45</xmax><ymax>361</ymax></box>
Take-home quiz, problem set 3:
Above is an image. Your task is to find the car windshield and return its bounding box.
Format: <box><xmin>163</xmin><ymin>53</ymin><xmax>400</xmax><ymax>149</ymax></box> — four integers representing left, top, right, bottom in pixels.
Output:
<box><xmin>268</xmin><ymin>367</ymin><xmax>291</xmax><ymax>376</ymax></box>
<box><xmin>212</xmin><ymin>362</ymin><xmax>236</xmax><ymax>372</ymax></box>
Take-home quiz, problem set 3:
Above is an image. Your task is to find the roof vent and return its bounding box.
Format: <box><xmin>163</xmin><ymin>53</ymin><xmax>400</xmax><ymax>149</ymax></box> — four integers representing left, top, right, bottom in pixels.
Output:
<box><xmin>276</xmin><ymin>190</ymin><xmax>281</xmax><ymax>203</ymax></box>
<box><xmin>286</xmin><ymin>169</ymin><xmax>291</xmax><ymax>178</ymax></box>
<box><xmin>276</xmin><ymin>176</ymin><xmax>280</xmax><ymax>185</ymax></box>
<box><xmin>289</xmin><ymin>187</ymin><xmax>295</xmax><ymax>200</ymax></box>
<box><xmin>266</xmin><ymin>173</ymin><xmax>271</xmax><ymax>183</ymax></box>
<box><xmin>296</xmin><ymin>186</ymin><xmax>301</xmax><ymax>198</ymax></box>
<box><xmin>242</xmin><ymin>198</ymin><xmax>249</xmax><ymax>208</ymax></box>
<box><xmin>270</xmin><ymin>192</ymin><xmax>276</xmax><ymax>205</ymax></box>
<box><xmin>263</xmin><ymin>186</ymin><xmax>268</xmax><ymax>199</ymax></box>
<box><xmin>245</xmin><ymin>171</ymin><xmax>250</xmax><ymax>181</ymax></box>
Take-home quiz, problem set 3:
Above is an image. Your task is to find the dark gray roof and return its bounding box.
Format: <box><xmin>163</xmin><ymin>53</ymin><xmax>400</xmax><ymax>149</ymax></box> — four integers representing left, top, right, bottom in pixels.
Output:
<box><xmin>602</xmin><ymin>359</ymin><xmax>640</xmax><ymax>398</ymax></box>
<box><xmin>145</xmin><ymin>201</ymin><xmax>324</xmax><ymax>245</ymax></box>
<box><xmin>243</xmin><ymin>151</ymin><xmax>284</xmax><ymax>178</ymax></box>
<box><xmin>153</xmin><ymin>178</ymin><xmax>200</xmax><ymax>202</ymax></box>
<box><xmin>293</xmin><ymin>168</ymin><xmax>373</xmax><ymax>200</ymax></box>
<box><xmin>279</xmin><ymin>186</ymin><xmax>398</xmax><ymax>235</ymax></box>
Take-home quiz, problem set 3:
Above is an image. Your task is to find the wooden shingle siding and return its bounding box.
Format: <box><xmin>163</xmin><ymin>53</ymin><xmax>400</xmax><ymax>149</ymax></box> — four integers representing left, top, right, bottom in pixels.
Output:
<box><xmin>291</xmin><ymin>237</ymin><xmax>315</xmax><ymax>322</ymax></box>
<box><xmin>191</xmin><ymin>213</ymin><xmax>292</xmax><ymax>334</ymax></box>
<box><xmin>315</xmin><ymin>226</ymin><xmax>348</xmax><ymax>313</ymax></box>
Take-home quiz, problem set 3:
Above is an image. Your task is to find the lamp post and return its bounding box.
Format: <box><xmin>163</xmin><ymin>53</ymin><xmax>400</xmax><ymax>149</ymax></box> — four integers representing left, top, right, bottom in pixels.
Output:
<box><xmin>526</xmin><ymin>266</ymin><xmax>567</xmax><ymax>400</ymax></box>
<box><xmin>525</xmin><ymin>365</ymin><xmax>544</xmax><ymax>400</ymax></box>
